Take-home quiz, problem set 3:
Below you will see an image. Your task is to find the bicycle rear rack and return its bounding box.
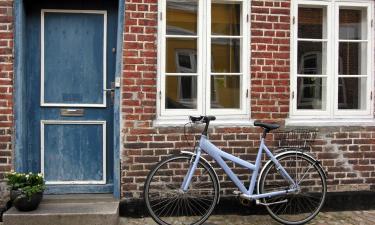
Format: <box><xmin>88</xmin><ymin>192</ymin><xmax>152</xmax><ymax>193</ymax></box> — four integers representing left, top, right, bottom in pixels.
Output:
<box><xmin>274</xmin><ymin>129</ymin><xmax>317</xmax><ymax>151</ymax></box>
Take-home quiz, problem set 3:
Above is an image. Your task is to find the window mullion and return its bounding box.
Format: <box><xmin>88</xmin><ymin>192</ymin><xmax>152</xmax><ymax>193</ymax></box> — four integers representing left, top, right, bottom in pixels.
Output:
<box><xmin>331</xmin><ymin>1</ymin><xmax>337</xmax><ymax>118</ymax></box>
<box><xmin>369</xmin><ymin>3</ymin><xmax>374</xmax><ymax>115</ymax></box>
<box><xmin>197</xmin><ymin>0</ymin><xmax>203</xmax><ymax>115</ymax></box>
<box><xmin>159</xmin><ymin>0</ymin><xmax>166</xmax><ymax>116</ymax></box>
<box><xmin>203</xmin><ymin>0</ymin><xmax>210</xmax><ymax>116</ymax></box>
<box><xmin>292</xmin><ymin>3</ymin><xmax>298</xmax><ymax>115</ymax></box>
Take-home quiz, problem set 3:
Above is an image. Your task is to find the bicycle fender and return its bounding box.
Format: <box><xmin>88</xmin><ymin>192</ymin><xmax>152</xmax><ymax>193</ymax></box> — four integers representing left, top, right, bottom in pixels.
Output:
<box><xmin>257</xmin><ymin>150</ymin><xmax>328</xmax><ymax>195</ymax></box>
<box><xmin>181</xmin><ymin>151</ymin><xmax>221</xmax><ymax>204</ymax></box>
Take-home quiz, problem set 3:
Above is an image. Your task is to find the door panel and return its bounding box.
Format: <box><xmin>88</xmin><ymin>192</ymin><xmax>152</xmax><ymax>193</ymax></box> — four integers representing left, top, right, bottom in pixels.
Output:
<box><xmin>24</xmin><ymin>0</ymin><xmax>118</xmax><ymax>194</ymax></box>
<box><xmin>42</xmin><ymin>122</ymin><xmax>106</xmax><ymax>184</ymax></box>
<box><xmin>42</xmin><ymin>11</ymin><xmax>106</xmax><ymax>106</ymax></box>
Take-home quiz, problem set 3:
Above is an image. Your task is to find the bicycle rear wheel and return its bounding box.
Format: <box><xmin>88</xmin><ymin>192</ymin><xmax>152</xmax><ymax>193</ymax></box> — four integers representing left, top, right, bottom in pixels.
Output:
<box><xmin>258</xmin><ymin>151</ymin><xmax>327</xmax><ymax>225</ymax></box>
<box><xmin>144</xmin><ymin>154</ymin><xmax>219</xmax><ymax>225</ymax></box>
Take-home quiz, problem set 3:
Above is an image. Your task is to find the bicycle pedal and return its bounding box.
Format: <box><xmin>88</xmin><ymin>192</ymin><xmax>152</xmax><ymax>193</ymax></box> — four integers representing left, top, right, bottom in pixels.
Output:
<box><xmin>256</xmin><ymin>199</ymin><xmax>288</xmax><ymax>206</ymax></box>
<box><xmin>233</xmin><ymin>190</ymin><xmax>242</xmax><ymax>195</ymax></box>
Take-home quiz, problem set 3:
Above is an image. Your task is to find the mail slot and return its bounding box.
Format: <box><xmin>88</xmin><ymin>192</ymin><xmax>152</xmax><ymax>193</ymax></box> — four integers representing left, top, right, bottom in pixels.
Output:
<box><xmin>60</xmin><ymin>109</ymin><xmax>85</xmax><ymax>117</ymax></box>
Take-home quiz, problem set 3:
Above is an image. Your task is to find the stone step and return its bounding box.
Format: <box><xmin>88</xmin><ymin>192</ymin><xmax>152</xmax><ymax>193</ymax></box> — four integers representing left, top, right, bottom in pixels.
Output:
<box><xmin>3</xmin><ymin>194</ymin><xmax>119</xmax><ymax>225</ymax></box>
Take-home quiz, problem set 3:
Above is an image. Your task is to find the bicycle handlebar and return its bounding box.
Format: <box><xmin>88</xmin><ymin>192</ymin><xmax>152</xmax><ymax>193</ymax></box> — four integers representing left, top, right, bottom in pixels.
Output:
<box><xmin>189</xmin><ymin>116</ymin><xmax>216</xmax><ymax>136</ymax></box>
<box><xmin>189</xmin><ymin>116</ymin><xmax>216</xmax><ymax>123</ymax></box>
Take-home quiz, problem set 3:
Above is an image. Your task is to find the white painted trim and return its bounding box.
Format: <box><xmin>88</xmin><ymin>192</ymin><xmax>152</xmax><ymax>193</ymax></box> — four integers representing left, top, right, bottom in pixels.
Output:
<box><xmin>206</xmin><ymin>0</ymin><xmax>250</xmax><ymax>116</ymax></box>
<box><xmin>338</xmin><ymin>40</ymin><xmax>368</xmax><ymax>43</ymax></box>
<box><xmin>333</xmin><ymin>1</ymin><xmax>373</xmax><ymax>116</ymax></box>
<box><xmin>290</xmin><ymin>0</ymin><xmax>374</xmax><ymax>119</ymax></box>
<box><xmin>285</xmin><ymin>118</ymin><xmax>375</xmax><ymax>127</ymax></box>
<box><xmin>41</xmin><ymin>103</ymin><xmax>106</xmax><ymax>108</ymax></box>
<box><xmin>41</xmin><ymin>9</ymin><xmax>108</xmax><ymax>14</ymax></box>
<box><xmin>165</xmin><ymin>35</ymin><xmax>198</xmax><ymax>38</ymax></box>
<box><xmin>157</xmin><ymin>0</ymin><xmax>250</xmax><ymax>118</ymax></box>
<box><xmin>153</xmin><ymin>118</ymin><xmax>254</xmax><ymax>127</ymax></box>
<box><xmin>290</xmin><ymin>1</ymin><xmax>331</xmax><ymax>117</ymax></box>
<box><xmin>156</xmin><ymin>2</ymin><xmax>162</xmax><ymax>118</ymax></box>
<box><xmin>40</xmin><ymin>9</ymin><xmax>108</xmax><ymax>107</ymax></box>
<box><xmin>40</xmin><ymin>120</ymin><xmax>107</xmax><ymax>185</ymax></box>
<box><xmin>159</xmin><ymin>0</ymin><xmax>202</xmax><ymax>116</ymax></box>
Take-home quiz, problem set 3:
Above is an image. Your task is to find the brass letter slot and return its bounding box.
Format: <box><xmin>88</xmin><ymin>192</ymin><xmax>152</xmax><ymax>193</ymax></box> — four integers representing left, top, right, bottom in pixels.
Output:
<box><xmin>60</xmin><ymin>109</ymin><xmax>85</xmax><ymax>117</ymax></box>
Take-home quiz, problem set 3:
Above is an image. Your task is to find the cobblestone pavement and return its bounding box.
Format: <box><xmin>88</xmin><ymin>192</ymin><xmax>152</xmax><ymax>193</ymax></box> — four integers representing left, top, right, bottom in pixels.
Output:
<box><xmin>120</xmin><ymin>210</ymin><xmax>375</xmax><ymax>225</ymax></box>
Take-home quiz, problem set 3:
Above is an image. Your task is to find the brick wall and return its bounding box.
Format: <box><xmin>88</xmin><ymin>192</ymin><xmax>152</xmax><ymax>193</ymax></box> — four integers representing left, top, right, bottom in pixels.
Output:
<box><xmin>122</xmin><ymin>0</ymin><xmax>159</xmax><ymax>198</ymax></box>
<box><xmin>0</xmin><ymin>0</ymin><xmax>372</xmax><ymax>202</ymax></box>
<box><xmin>250</xmin><ymin>0</ymin><xmax>290</xmax><ymax>121</ymax></box>
<box><xmin>315</xmin><ymin>128</ymin><xmax>375</xmax><ymax>192</ymax></box>
<box><xmin>0</xmin><ymin>0</ymin><xmax>13</xmax><ymax>206</ymax></box>
<box><xmin>121</xmin><ymin>0</ymin><xmax>375</xmax><ymax>199</ymax></box>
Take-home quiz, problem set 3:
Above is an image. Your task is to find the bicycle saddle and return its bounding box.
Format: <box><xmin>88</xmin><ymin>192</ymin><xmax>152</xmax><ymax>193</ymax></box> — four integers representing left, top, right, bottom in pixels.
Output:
<box><xmin>254</xmin><ymin>121</ymin><xmax>280</xmax><ymax>131</ymax></box>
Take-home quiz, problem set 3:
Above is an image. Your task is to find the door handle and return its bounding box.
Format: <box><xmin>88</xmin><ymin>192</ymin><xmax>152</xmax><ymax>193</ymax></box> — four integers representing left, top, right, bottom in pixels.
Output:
<box><xmin>104</xmin><ymin>82</ymin><xmax>115</xmax><ymax>105</ymax></box>
<box><xmin>103</xmin><ymin>82</ymin><xmax>115</xmax><ymax>92</ymax></box>
<box><xmin>103</xmin><ymin>88</ymin><xmax>114</xmax><ymax>92</ymax></box>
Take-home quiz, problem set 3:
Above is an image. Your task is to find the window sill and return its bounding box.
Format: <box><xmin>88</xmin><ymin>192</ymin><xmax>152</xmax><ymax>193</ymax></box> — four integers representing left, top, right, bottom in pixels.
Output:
<box><xmin>153</xmin><ymin>118</ymin><xmax>254</xmax><ymax>127</ymax></box>
<box><xmin>285</xmin><ymin>117</ymin><xmax>375</xmax><ymax>127</ymax></box>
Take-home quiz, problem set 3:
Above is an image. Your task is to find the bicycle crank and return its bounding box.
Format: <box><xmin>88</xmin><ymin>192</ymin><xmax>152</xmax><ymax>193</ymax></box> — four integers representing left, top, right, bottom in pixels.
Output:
<box><xmin>239</xmin><ymin>198</ymin><xmax>252</xmax><ymax>206</ymax></box>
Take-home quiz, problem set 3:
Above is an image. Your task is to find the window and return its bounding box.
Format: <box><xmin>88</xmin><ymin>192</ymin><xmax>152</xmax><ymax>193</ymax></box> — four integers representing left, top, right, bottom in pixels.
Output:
<box><xmin>291</xmin><ymin>0</ymin><xmax>374</xmax><ymax>119</ymax></box>
<box><xmin>158</xmin><ymin>0</ymin><xmax>250</xmax><ymax>119</ymax></box>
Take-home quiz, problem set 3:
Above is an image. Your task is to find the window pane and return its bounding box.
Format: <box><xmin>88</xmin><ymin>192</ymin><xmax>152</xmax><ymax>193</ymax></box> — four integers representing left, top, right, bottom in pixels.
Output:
<box><xmin>166</xmin><ymin>38</ymin><xmax>197</xmax><ymax>73</ymax></box>
<box><xmin>297</xmin><ymin>77</ymin><xmax>327</xmax><ymax>110</ymax></box>
<box><xmin>298</xmin><ymin>7</ymin><xmax>326</xmax><ymax>39</ymax></box>
<box><xmin>339</xmin><ymin>8</ymin><xmax>367</xmax><ymax>40</ymax></box>
<box><xmin>166</xmin><ymin>0</ymin><xmax>198</xmax><ymax>35</ymax></box>
<box><xmin>212</xmin><ymin>3</ymin><xmax>241</xmax><ymax>36</ymax></box>
<box><xmin>297</xmin><ymin>41</ymin><xmax>327</xmax><ymax>75</ymax></box>
<box><xmin>339</xmin><ymin>42</ymin><xmax>367</xmax><ymax>75</ymax></box>
<box><xmin>166</xmin><ymin>76</ymin><xmax>197</xmax><ymax>109</ymax></box>
<box><xmin>211</xmin><ymin>38</ymin><xmax>240</xmax><ymax>73</ymax></box>
<box><xmin>338</xmin><ymin>77</ymin><xmax>367</xmax><ymax>110</ymax></box>
<box><xmin>211</xmin><ymin>75</ymin><xmax>240</xmax><ymax>109</ymax></box>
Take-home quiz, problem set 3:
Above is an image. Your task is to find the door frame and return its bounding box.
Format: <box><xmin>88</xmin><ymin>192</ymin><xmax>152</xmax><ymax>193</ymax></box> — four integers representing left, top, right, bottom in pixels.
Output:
<box><xmin>13</xmin><ymin>0</ymin><xmax>124</xmax><ymax>199</ymax></box>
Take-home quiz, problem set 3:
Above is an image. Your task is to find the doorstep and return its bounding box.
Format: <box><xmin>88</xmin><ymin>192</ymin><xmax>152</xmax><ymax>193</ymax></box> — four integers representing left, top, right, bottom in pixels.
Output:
<box><xmin>3</xmin><ymin>194</ymin><xmax>119</xmax><ymax>225</ymax></box>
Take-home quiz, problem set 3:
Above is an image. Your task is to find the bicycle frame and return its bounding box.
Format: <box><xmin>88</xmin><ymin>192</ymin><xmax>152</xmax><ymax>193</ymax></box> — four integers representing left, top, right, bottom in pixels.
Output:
<box><xmin>181</xmin><ymin>135</ymin><xmax>298</xmax><ymax>200</ymax></box>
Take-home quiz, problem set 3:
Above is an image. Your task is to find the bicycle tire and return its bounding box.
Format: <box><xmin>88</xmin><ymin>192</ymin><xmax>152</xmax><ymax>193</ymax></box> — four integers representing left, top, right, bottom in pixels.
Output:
<box><xmin>258</xmin><ymin>151</ymin><xmax>327</xmax><ymax>225</ymax></box>
<box><xmin>144</xmin><ymin>154</ymin><xmax>219</xmax><ymax>225</ymax></box>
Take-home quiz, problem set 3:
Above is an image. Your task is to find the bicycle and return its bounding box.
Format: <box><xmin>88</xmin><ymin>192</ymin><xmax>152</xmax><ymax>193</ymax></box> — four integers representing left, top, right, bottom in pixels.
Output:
<box><xmin>144</xmin><ymin>116</ymin><xmax>327</xmax><ymax>225</ymax></box>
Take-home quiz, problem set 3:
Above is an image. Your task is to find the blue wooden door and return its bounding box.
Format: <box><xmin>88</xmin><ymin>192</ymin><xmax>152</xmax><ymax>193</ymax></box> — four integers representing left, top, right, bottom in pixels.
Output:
<box><xmin>24</xmin><ymin>0</ymin><xmax>118</xmax><ymax>193</ymax></box>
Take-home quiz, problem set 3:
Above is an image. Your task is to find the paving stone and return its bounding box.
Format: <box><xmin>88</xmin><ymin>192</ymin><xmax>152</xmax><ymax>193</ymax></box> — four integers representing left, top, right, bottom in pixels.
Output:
<box><xmin>119</xmin><ymin>210</ymin><xmax>375</xmax><ymax>225</ymax></box>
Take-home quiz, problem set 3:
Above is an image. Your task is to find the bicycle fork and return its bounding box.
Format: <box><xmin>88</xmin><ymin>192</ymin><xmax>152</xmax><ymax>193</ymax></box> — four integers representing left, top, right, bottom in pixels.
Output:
<box><xmin>180</xmin><ymin>148</ymin><xmax>202</xmax><ymax>192</ymax></box>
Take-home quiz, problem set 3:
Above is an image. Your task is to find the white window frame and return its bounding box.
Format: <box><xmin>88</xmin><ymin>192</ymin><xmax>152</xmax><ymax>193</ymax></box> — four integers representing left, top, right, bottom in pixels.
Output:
<box><xmin>290</xmin><ymin>0</ymin><xmax>374</xmax><ymax>121</ymax></box>
<box><xmin>157</xmin><ymin>0</ymin><xmax>250</xmax><ymax>121</ymax></box>
<box><xmin>334</xmin><ymin>1</ymin><xmax>373</xmax><ymax>117</ymax></box>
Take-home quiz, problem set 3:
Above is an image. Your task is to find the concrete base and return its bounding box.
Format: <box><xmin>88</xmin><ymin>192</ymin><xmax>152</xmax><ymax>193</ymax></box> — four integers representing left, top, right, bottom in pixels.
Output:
<box><xmin>3</xmin><ymin>194</ymin><xmax>119</xmax><ymax>225</ymax></box>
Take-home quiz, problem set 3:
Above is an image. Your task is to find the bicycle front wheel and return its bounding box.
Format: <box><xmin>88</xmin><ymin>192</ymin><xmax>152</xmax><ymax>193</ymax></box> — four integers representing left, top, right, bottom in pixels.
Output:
<box><xmin>258</xmin><ymin>151</ymin><xmax>327</xmax><ymax>225</ymax></box>
<box><xmin>144</xmin><ymin>154</ymin><xmax>219</xmax><ymax>225</ymax></box>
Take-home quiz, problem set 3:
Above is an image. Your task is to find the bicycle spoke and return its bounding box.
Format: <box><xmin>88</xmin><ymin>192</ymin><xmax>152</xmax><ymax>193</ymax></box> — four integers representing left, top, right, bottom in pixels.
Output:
<box><xmin>259</xmin><ymin>153</ymin><xmax>326</xmax><ymax>224</ymax></box>
<box><xmin>145</xmin><ymin>155</ymin><xmax>218</xmax><ymax>225</ymax></box>
<box><xmin>297</xmin><ymin>163</ymin><xmax>315</xmax><ymax>185</ymax></box>
<box><xmin>156</xmin><ymin>195</ymin><xmax>179</xmax><ymax>216</ymax></box>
